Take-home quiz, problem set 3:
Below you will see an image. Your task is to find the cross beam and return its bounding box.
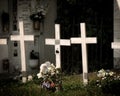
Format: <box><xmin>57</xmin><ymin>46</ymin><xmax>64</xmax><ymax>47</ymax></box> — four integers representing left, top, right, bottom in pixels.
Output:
<box><xmin>0</xmin><ymin>39</ymin><xmax>7</xmax><ymax>45</ymax></box>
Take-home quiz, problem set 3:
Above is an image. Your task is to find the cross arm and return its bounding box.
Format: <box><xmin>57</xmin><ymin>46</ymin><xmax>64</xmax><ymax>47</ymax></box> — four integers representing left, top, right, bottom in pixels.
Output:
<box><xmin>24</xmin><ymin>36</ymin><xmax>34</xmax><ymax>41</ymax></box>
<box><xmin>86</xmin><ymin>38</ymin><xmax>97</xmax><ymax>44</ymax></box>
<box><xmin>71</xmin><ymin>37</ymin><xmax>97</xmax><ymax>44</ymax></box>
<box><xmin>0</xmin><ymin>39</ymin><xmax>7</xmax><ymax>44</ymax></box>
<box><xmin>60</xmin><ymin>39</ymin><xmax>70</xmax><ymax>46</ymax></box>
<box><xmin>71</xmin><ymin>38</ymin><xmax>82</xmax><ymax>44</ymax></box>
<box><xmin>11</xmin><ymin>35</ymin><xmax>21</xmax><ymax>41</ymax></box>
<box><xmin>45</xmin><ymin>39</ymin><xmax>55</xmax><ymax>45</ymax></box>
<box><xmin>112</xmin><ymin>42</ymin><xmax>120</xmax><ymax>49</ymax></box>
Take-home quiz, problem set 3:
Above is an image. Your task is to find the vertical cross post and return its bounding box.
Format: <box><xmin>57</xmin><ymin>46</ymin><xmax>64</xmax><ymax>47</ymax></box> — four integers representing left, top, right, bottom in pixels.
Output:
<box><xmin>45</xmin><ymin>24</ymin><xmax>70</xmax><ymax>68</ymax></box>
<box><xmin>71</xmin><ymin>23</ymin><xmax>97</xmax><ymax>84</ymax></box>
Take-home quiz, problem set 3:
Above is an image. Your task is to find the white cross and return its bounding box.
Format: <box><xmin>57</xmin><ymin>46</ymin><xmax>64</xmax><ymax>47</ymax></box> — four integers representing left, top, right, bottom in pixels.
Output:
<box><xmin>0</xmin><ymin>39</ymin><xmax>7</xmax><ymax>45</ymax></box>
<box><xmin>71</xmin><ymin>23</ymin><xmax>97</xmax><ymax>84</ymax></box>
<box><xmin>45</xmin><ymin>24</ymin><xmax>70</xmax><ymax>68</ymax></box>
<box><xmin>10</xmin><ymin>21</ymin><xmax>34</xmax><ymax>82</ymax></box>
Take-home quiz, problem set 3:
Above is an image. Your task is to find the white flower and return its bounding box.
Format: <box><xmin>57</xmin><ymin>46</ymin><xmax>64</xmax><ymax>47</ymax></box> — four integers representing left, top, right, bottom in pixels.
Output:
<box><xmin>37</xmin><ymin>72</ymin><xmax>43</xmax><ymax>78</ymax></box>
<box><xmin>48</xmin><ymin>64</ymin><xmax>55</xmax><ymax>71</ymax></box>
<box><xmin>97</xmin><ymin>69</ymin><xmax>106</xmax><ymax>78</ymax></box>
<box><xmin>37</xmin><ymin>61</ymin><xmax>56</xmax><ymax>78</ymax></box>
<box><xmin>98</xmin><ymin>69</ymin><xmax>105</xmax><ymax>73</ymax></box>
<box><xmin>56</xmin><ymin>69</ymin><xmax>59</xmax><ymax>74</ymax></box>
<box><xmin>105</xmin><ymin>72</ymin><xmax>109</xmax><ymax>76</ymax></box>
<box><xmin>96</xmin><ymin>80</ymin><xmax>100</xmax><ymax>82</ymax></box>
<box><xmin>39</xmin><ymin>61</ymin><xmax>50</xmax><ymax>73</ymax></box>
<box><xmin>102</xmin><ymin>77</ymin><xmax>106</xmax><ymax>80</ymax></box>
<box><xmin>37</xmin><ymin>61</ymin><xmax>61</xmax><ymax>81</ymax></box>
<box><xmin>109</xmin><ymin>71</ymin><xmax>114</xmax><ymax>76</ymax></box>
<box><xmin>28</xmin><ymin>75</ymin><xmax>33</xmax><ymax>81</ymax></box>
<box><xmin>47</xmin><ymin>63</ymin><xmax>56</xmax><ymax>75</ymax></box>
<box><xmin>97</xmin><ymin>69</ymin><xmax>115</xmax><ymax>78</ymax></box>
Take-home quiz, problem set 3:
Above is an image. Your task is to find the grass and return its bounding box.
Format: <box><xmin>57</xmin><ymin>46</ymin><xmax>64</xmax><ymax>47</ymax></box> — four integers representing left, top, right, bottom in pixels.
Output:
<box><xmin>0</xmin><ymin>72</ymin><xmax>119</xmax><ymax>96</ymax></box>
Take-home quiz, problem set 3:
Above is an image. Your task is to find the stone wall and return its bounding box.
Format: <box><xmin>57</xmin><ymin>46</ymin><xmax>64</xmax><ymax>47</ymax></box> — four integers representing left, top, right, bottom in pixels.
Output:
<box><xmin>0</xmin><ymin>0</ymin><xmax>56</xmax><ymax>73</ymax></box>
<box><xmin>0</xmin><ymin>0</ymin><xmax>9</xmax><ymax>73</ymax></box>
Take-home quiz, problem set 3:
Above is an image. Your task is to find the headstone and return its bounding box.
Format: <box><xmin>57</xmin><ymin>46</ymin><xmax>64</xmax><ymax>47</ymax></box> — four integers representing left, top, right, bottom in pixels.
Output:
<box><xmin>10</xmin><ymin>21</ymin><xmax>34</xmax><ymax>83</ymax></box>
<box><xmin>0</xmin><ymin>39</ymin><xmax>7</xmax><ymax>45</ymax></box>
<box><xmin>45</xmin><ymin>24</ymin><xmax>70</xmax><ymax>68</ymax></box>
<box><xmin>71</xmin><ymin>23</ymin><xmax>97</xmax><ymax>84</ymax></box>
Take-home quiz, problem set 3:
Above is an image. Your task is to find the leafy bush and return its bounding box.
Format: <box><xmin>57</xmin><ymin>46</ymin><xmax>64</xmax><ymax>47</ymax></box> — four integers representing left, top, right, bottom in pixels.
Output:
<box><xmin>91</xmin><ymin>69</ymin><xmax>120</xmax><ymax>96</ymax></box>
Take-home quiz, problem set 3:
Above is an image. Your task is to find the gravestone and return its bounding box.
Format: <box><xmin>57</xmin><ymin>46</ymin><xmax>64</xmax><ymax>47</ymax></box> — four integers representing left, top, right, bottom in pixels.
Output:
<box><xmin>71</xmin><ymin>23</ymin><xmax>97</xmax><ymax>84</ymax></box>
<box><xmin>45</xmin><ymin>24</ymin><xmax>70</xmax><ymax>68</ymax></box>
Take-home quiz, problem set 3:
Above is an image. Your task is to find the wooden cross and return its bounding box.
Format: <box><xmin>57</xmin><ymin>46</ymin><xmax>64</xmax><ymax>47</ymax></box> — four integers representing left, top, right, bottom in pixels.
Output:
<box><xmin>0</xmin><ymin>39</ymin><xmax>7</xmax><ymax>45</ymax></box>
<box><xmin>10</xmin><ymin>21</ymin><xmax>34</xmax><ymax>82</ymax></box>
<box><xmin>71</xmin><ymin>23</ymin><xmax>97</xmax><ymax>84</ymax></box>
<box><xmin>45</xmin><ymin>24</ymin><xmax>70</xmax><ymax>68</ymax></box>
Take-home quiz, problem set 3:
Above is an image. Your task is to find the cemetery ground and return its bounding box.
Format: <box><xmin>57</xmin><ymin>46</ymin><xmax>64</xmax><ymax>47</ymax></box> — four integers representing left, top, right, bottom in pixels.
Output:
<box><xmin>0</xmin><ymin>69</ymin><xmax>120</xmax><ymax>96</ymax></box>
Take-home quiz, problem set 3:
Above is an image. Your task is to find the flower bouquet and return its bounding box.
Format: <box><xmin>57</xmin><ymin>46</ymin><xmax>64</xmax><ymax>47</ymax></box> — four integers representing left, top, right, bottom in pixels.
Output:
<box><xmin>37</xmin><ymin>61</ymin><xmax>62</xmax><ymax>92</ymax></box>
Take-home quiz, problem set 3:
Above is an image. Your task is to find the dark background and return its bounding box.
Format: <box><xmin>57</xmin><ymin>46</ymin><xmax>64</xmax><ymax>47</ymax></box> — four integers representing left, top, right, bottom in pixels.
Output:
<box><xmin>55</xmin><ymin>0</ymin><xmax>113</xmax><ymax>74</ymax></box>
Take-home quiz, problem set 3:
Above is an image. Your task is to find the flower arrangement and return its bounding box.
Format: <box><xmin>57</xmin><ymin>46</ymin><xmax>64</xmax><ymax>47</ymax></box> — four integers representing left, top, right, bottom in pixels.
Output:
<box><xmin>95</xmin><ymin>69</ymin><xmax>120</xmax><ymax>95</ymax></box>
<box><xmin>97</xmin><ymin>69</ymin><xmax>114</xmax><ymax>78</ymax></box>
<box><xmin>37</xmin><ymin>61</ymin><xmax>62</xmax><ymax>92</ymax></box>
